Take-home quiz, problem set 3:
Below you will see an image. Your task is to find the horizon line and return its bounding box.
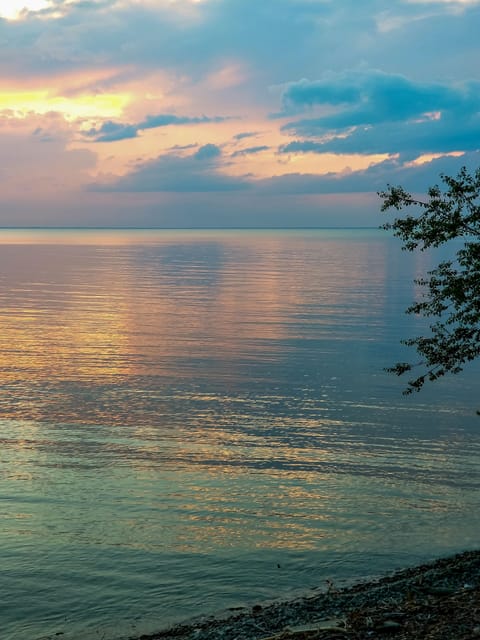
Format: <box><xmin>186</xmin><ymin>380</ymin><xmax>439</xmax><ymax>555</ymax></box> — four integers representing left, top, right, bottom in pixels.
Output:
<box><xmin>0</xmin><ymin>225</ymin><xmax>380</xmax><ymax>231</ymax></box>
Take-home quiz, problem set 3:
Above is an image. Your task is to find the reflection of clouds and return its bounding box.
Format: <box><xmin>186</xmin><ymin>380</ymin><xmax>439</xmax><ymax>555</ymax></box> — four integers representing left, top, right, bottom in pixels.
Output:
<box><xmin>3</xmin><ymin>401</ymin><xmax>480</xmax><ymax>552</ymax></box>
<box><xmin>2</xmin><ymin>230</ymin><xmax>479</xmax><ymax>556</ymax></box>
<box><xmin>0</xmin><ymin>230</ymin><xmax>389</xmax><ymax>396</ymax></box>
<box><xmin>0</xmin><ymin>229</ymin><xmax>444</xmax><ymax>433</ymax></box>
<box><xmin>0</xmin><ymin>249</ymin><xmax>132</xmax><ymax>384</ymax></box>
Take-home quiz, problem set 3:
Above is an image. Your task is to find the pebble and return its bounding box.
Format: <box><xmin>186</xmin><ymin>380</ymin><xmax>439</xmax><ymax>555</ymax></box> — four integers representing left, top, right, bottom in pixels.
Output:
<box><xmin>374</xmin><ymin>619</ymin><xmax>403</xmax><ymax>633</ymax></box>
<box><xmin>143</xmin><ymin>550</ymin><xmax>480</xmax><ymax>640</ymax></box>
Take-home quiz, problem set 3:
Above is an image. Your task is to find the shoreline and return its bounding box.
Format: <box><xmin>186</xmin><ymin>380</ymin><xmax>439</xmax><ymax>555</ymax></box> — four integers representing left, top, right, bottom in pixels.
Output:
<box><xmin>133</xmin><ymin>550</ymin><xmax>480</xmax><ymax>640</ymax></box>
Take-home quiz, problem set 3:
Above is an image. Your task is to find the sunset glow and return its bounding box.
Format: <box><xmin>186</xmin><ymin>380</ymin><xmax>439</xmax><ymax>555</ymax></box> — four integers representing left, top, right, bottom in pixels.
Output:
<box><xmin>0</xmin><ymin>0</ymin><xmax>51</xmax><ymax>20</ymax></box>
<box><xmin>0</xmin><ymin>0</ymin><xmax>477</xmax><ymax>226</ymax></box>
<box><xmin>0</xmin><ymin>90</ymin><xmax>130</xmax><ymax>119</ymax></box>
<box><xmin>1</xmin><ymin>4</ymin><xmax>480</xmax><ymax>637</ymax></box>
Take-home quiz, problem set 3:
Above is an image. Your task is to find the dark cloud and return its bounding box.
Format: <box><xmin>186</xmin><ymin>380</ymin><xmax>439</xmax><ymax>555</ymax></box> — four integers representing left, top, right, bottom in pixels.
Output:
<box><xmin>282</xmin><ymin>78</ymin><xmax>361</xmax><ymax>112</ymax></box>
<box><xmin>86</xmin><ymin>113</ymin><xmax>231</xmax><ymax>142</ymax></box>
<box><xmin>90</xmin><ymin>139</ymin><xmax>480</xmax><ymax>198</ymax></box>
<box><xmin>233</xmin><ymin>132</ymin><xmax>259</xmax><ymax>141</ymax></box>
<box><xmin>231</xmin><ymin>145</ymin><xmax>269</xmax><ymax>158</ymax></box>
<box><xmin>194</xmin><ymin>143</ymin><xmax>222</xmax><ymax>161</ymax></box>
<box><xmin>259</xmin><ymin>151</ymin><xmax>480</xmax><ymax>195</ymax></box>
<box><xmin>281</xmin><ymin>112</ymin><xmax>480</xmax><ymax>156</ymax></box>
<box><xmin>281</xmin><ymin>71</ymin><xmax>480</xmax><ymax>129</ymax></box>
<box><xmin>280</xmin><ymin>140</ymin><xmax>325</xmax><ymax>154</ymax></box>
<box><xmin>86</xmin><ymin>120</ymin><xmax>139</xmax><ymax>142</ymax></box>
<box><xmin>89</xmin><ymin>145</ymin><xmax>249</xmax><ymax>193</ymax></box>
<box><xmin>141</xmin><ymin>114</ymin><xmax>229</xmax><ymax>129</ymax></box>
<box><xmin>279</xmin><ymin>70</ymin><xmax>480</xmax><ymax>157</ymax></box>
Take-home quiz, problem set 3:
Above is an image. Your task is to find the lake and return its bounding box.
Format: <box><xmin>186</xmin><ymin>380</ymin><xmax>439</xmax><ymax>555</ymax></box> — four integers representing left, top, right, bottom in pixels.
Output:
<box><xmin>1</xmin><ymin>228</ymin><xmax>479</xmax><ymax>640</ymax></box>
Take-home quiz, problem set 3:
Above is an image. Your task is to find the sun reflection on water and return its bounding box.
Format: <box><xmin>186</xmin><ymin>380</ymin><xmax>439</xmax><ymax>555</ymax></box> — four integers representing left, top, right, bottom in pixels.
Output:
<box><xmin>0</xmin><ymin>229</ymin><xmax>479</xmax><ymax>640</ymax></box>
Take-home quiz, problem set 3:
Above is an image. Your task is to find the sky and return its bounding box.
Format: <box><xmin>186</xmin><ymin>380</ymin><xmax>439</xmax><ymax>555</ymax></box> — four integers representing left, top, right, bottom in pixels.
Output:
<box><xmin>0</xmin><ymin>0</ymin><xmax>479</xmax><ymax>227</ymax></box>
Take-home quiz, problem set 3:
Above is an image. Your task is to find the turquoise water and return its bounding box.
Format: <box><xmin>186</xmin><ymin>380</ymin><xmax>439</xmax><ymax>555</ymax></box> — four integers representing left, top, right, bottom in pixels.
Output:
<box><xmin>1</xmin><ymin>229</ymin><xmax>479</xmax><ymax>640</ymax></box>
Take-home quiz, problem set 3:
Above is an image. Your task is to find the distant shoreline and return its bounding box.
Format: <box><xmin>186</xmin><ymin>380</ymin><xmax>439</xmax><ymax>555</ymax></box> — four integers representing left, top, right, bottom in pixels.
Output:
<box><xmin>137</xmin><ymin>550</ymin><xmax>480</xmax><ymax>640</ymax></box>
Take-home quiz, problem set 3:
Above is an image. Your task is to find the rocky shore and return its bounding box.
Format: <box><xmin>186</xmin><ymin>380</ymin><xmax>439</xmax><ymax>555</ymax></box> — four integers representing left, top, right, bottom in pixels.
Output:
<box><xmin>135</xmin><ymin>550</ymin><xmax>480</xmax><ymax>640</ymax></box>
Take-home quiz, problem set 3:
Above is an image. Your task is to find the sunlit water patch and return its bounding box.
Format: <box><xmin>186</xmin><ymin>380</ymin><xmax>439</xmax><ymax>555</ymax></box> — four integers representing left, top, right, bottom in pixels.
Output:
<box><xmin>0</xmin><ymin>229</ymin><xmax>479</xmax><ymax>640</ymax></box>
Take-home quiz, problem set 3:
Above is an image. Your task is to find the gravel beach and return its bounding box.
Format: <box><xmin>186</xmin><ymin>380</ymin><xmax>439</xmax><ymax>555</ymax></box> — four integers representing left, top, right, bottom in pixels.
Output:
<box><xmin>134</xmin><ymin>550</ymin><xmax>480</xmax><ymax>640</ymax></box>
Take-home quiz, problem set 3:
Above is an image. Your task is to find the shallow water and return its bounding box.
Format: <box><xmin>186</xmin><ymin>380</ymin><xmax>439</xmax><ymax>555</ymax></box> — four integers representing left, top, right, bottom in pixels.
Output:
<box><xmin>1</xmin><ymin>228</ymin><xmax>479</xmax><ymax>640</ymax></box>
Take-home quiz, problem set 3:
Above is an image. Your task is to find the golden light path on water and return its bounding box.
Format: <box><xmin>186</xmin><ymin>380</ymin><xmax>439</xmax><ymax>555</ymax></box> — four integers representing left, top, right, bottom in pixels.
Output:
<box><xmin>0</xmin><ymin>229</ymin><xmax>479</xmax><ymax>640</ymax></box>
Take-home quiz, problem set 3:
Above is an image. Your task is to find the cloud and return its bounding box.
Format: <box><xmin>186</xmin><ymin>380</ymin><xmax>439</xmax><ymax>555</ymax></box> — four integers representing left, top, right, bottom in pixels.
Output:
<box><xmin>92</xmin><ymin>139</ymin><xmax>480</xmax><ymax>198</ymax></box>
<box><xmin>0</xmin><ymin>119</ymin><xmax>96</xmax><ymax>197</ymax></box>
<box><xmin>86</xmin><ymin>113</ymin><xmax>232</xmax><ymax>142</ymax></box>
<box><xmin>141</xmin><ymin>113</ymin><xmax>229</xmax><ymax>129</ymax></box>
<box><xmin>279</xmin><ymin>71</ymin><xmax>480</xmax><ymax>157</ymax></box>
<box><xmin>0</xmin><ymin>0</ymin><xmax>476</xmax><ymax>81</ymax></box>
<box><xmin>0</xmin><ymin>0</ymin><xmax>320</xmax><ymax>82</ymax></box>
<box><xmin>281</xmin><ymin>112</ymin><xmax>480</xmax><ymax>157</ymax></box>
<box><xmin>193</xmin><ymin>143</ymin><xmax>221</xmax><ymax>160</ymax></box>
<box><xmin>281</xmin><ymin>71</ymin><xmax>480</xmax><ymax>128</ymax></box>
<box><xmin>231</xmin><ymin>145</ymin><xmax>269</xmax><ymax>158</ymax></box>
<box><xmin>407</xmin><ymin>0</ymin><xmax>480</xmax><ymax>6</ymax></box>
<box><xmin>89</xmin><ymin>144</ymin><xmax>250</xmax><ymax>192</ymax></box>
<box><xmin>258</xmin><ymin>150</ymin><xmax>480</xmax><ymax>195</ymax></box>
<box><xmin>1</xmin><ymin>0</ymin><xmax>480</xmax><ymax>227</ymax></box>
<box><xmin>281</xmin><ymin>78</ymin><xmax>361</xmax><ymax>113</ymax></box>
<box><xmin>85</xmin><ymin>120</ymin><xmax>139</xmax><ymax>142</ymax></box>
<box><xmin>233</xmin><ymin>131</ymin><xmax>259</xmax><ymax>141</ymax></box>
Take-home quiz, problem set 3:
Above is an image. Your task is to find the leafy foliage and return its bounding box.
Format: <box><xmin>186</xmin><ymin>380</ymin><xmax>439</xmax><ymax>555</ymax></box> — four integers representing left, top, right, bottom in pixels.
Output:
<box><xmin>379</xmin><ymin>167</ymin><xmax>480</xmax><ymax>396</ymax></box>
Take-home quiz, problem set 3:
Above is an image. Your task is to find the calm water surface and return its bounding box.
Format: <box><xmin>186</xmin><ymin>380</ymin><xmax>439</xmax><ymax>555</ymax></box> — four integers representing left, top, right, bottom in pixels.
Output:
<box><xmin>1</xmin><ymin>229</ymin><xmax>479</xmax><ymax>640</ymax></box>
